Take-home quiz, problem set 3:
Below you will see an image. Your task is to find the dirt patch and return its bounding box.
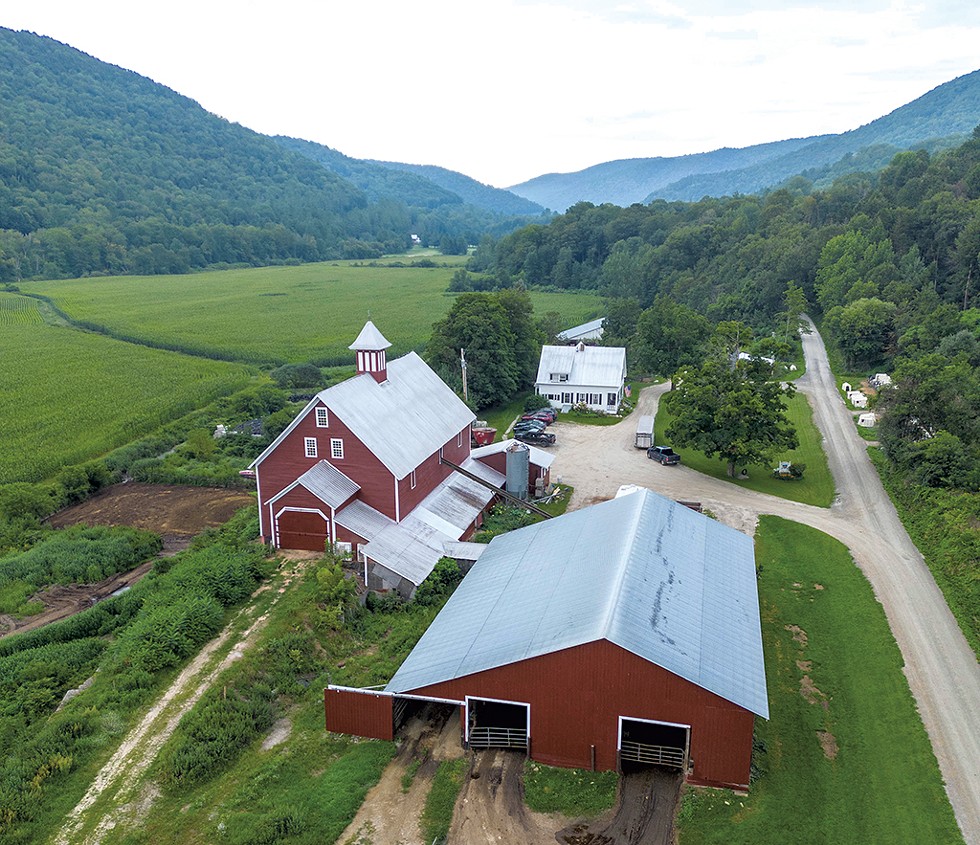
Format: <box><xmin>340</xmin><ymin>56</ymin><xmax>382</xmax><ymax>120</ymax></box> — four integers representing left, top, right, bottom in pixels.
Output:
<box><xmin>796</xmin><ymin>660</ymin><xmax>812</xmax><ymax>672</ymax></box>
<box><xmin>817</xmin><ymin>730</ymin><xmax>839</xmax><ymax>760</ymax></box>
<box><xmin>558</xmin><ymin>767</ymin><xmax>682</xmax><ymax>845</ymax></box>
<box><xmin>800</xmin><ymin>675</ymin><xmax>829</xmax><ymax>710</ymax></box>
<box><xmin>261</xmin><ymin>716</ymin><xmax>293</xmax><ymax>751</ymax></box>
<box><xmin>47</xmin><ymin>483</ymin><xmax>254</xmax><ymax>552</ymax></box>
<box><xmin>784</xmin><ymin>624</ymin><xmax>809</xmax><ymax>647</ymax></box>
<box><xmin>0</xmin><ymin>560</ymin><xmax>156</xmax><ymax>639</ymax></box>
<box><xmin>813</xmin><ymin>583</ymin><xmax>825</xmax><ymax>590</ymax></box>
<box><xmin>339</xmin><ymin>707</ymin><xmax>464</xmax><ymax>845</ymax></box>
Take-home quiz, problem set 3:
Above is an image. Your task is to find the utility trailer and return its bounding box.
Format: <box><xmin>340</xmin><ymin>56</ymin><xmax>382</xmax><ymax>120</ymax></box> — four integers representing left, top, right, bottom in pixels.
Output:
<box><xmin>634</xmin><ymin>415</ymin><xmax>655</xmax><ymax>449</ymax></box>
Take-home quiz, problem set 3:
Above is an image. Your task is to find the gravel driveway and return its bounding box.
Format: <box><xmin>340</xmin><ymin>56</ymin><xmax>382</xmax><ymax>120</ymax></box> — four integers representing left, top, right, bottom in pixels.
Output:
<box><xmin>548</xmin><ymin>321</ymin><xmax>980</xmax><ymax>844</ymax></box>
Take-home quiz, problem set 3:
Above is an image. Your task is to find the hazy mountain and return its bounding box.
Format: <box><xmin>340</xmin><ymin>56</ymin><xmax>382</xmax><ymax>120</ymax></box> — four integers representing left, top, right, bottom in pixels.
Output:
<box><xmin>509</xmin><ymin>69</ymin><xmax>980</xmax><ymax>211</ymax></box>
<box><xmin>0</xmin><ymin>28</ymin><xmax>541</xmax><ymax>281</ymax></box>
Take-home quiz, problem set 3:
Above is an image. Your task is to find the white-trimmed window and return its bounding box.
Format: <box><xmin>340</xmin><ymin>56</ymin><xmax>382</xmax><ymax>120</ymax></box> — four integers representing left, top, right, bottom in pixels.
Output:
<box><xmin>410</xmin><ymin>470</ymin><xmax>417</xmax><ymax>489</ymax></box>
<box><xmin>457</xmin><ymin>431</ymin><xmax>462</xmax><ymax>447</ymax></box>
<box><xmin>304</xmin><ymin>437</ymin><xmax>318</xmax><ymax>458</ymax></box>
<box><xmin>315</xmin><ymin>407</ymin><xmax>329</xmax><ymax>428</ymax></box>
<box><xmin>330</xmin><ymin>438</ymin><xmax>344</xmax><ymax>459</ymax></box>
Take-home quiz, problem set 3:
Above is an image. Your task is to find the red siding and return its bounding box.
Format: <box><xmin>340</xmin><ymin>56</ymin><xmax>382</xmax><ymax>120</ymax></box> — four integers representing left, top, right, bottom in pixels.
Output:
<box><xmin>325</xmin><ymin>688</ymin><xmax>393</xmax><ymax>740</ymax></box>
<box><xmin>403</xmin><ymin>639</ymin><xmax>755</xmax><ymax>789</ymax></box>
<box><xmin>474</xmin><ymin>451</ymin><xmax>552</xmax><ymax>495</ymax></box>
<box><xmin>397</xmin><ymin>427</ymin><xmax>472</xmax><ymax>515</ymax></box>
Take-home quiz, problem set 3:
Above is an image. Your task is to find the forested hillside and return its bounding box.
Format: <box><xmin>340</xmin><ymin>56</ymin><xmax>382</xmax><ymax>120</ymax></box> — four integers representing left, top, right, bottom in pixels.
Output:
<box><xmin>0</xmin><ymin>28</ymin><xmax>540</xmax><ymax>281</ymax></box>
<box><xmin>509</xmin><ymin>69</ymin><xmax>980</xmax><ymax>210</ymax></box>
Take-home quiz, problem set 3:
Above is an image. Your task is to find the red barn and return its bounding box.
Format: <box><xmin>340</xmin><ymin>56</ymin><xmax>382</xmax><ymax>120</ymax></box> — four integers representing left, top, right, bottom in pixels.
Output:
<box><xmin>326</xmin><ymin>488</ymin><xmax>769</xmax><ymax>789</ymax></box>
<box><xmin>252</xmin><ymin>321</ymin><xmax>513</xmax><ymax>596</ymax></box>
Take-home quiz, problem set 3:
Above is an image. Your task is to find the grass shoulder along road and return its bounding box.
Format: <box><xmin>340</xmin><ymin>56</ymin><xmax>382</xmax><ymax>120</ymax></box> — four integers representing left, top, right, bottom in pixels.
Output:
<box><xmin>655</xmin><ymin>391</ymin><xmax>835</xmax><ymax>508</ymax></box>
<box><xmin>676</xmin><ymin>517</ymin><xmax>962</xmax><ymax>845</ymax></box>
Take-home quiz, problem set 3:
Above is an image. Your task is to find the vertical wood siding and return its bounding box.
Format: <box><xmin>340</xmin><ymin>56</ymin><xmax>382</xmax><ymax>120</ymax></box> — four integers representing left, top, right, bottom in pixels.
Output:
<box><xmin>403</xmin><ymin>639</ymin><xmax>756</xmax><ymax>789</ymax></box>
<box><xmin>325</xmin><ymin>688</ymin><xmax>394</xmax><ymax>740</ymax></box>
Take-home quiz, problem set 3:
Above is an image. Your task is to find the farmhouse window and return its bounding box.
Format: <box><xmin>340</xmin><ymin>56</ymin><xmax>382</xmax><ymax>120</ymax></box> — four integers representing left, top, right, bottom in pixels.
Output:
<box><xmin>304</xmin><ymin>437</ymin><xmax>318</xmax><ymax>458</ymax></box>
<box><xmin>315</xmin><ymin>407</ymin><xmax>329</xmax><ymax>427</ymax></box>
<box><xmin>608</xmin><ymin>392</ymin><xmax>617</xmax><ymax>406</ymax></box>
<box><xmin>330</xmin><ymin>438</ymin><xmax>344</xmax><ymax>460</ymax></box>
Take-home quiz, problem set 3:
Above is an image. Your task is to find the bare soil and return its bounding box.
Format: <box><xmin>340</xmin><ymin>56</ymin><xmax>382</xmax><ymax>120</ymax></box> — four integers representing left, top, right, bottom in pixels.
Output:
<box><xmin>47</xmin><ymin>482</ymin><xmax>254</xmax><ymax>552</ymax></box>
<box><xmin>558</xmin><ymin>768</ymin><xmax>682</xmax><ymax>845</ymax></box>
<box><xmin>0</xmin><ymin>484</ymin><xmax>255</xmax><ymax>639</ymax></box>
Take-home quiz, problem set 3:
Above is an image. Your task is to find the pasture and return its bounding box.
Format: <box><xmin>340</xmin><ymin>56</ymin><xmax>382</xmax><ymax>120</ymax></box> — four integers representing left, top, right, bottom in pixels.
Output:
<box><xmin>25</xmin><ymin>261</ymin><xmax>605</xmax><ymax>365</ymax></box>
<box><xmin>0</xmin><ymin>314</ymin><xmax>253</xmax><ymax>484</ymax></box>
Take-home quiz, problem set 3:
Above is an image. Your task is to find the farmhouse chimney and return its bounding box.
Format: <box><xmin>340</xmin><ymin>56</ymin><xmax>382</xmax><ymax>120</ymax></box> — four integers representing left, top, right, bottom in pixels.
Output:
<box><xmin>349</xmin><ymin>320</ymin><xmax>392</xmax><ymax>383</ymax></box>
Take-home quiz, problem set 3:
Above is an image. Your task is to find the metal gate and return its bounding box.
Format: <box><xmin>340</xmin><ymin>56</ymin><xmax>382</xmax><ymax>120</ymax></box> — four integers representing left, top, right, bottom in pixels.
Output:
<box><xmin>466</xmin><ymin>696</ymin><xmax>529</xmax><ymax>750</ymax></box>
<box><xmin>619</xmin><ymin>716</ymin><xmax>689</xmax><ymax>770</ymax></box>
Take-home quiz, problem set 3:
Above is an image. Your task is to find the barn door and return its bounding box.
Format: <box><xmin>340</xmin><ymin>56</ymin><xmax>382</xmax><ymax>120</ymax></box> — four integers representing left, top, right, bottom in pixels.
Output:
<box><xmin>618</xmin><ymin>716</ymin><xmax>689</xmax><ymax>770</ymax></box>
<box><xmin>466</xmin><ymin>696</ymin><xmax>529</xmax><ymax>750</ymax></box>
<box><xmin>276</xmin><ymin>509</ymin><xmax>329</xmax><ymax>551</ymax></box>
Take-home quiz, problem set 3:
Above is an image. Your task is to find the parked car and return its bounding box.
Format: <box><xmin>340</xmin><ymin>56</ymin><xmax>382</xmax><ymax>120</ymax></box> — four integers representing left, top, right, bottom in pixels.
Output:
<box><xmin>521</xmin><ymin>408</ymin><xmax>557</xmax><ymax>423</ymax></box>
<box><xmin>647</xmin><ymin>445</ymin><xmax>680</xmax><ymax>465</ymax></box>
<box><xmin>516</xmin><ymin>430</ymin><xmax>556</xmax><ymax>446</ymax></box>
<box><xmin>513</xmin><ymin>420</ymin><xmax>548</xmax><ymax>434</ymax></box>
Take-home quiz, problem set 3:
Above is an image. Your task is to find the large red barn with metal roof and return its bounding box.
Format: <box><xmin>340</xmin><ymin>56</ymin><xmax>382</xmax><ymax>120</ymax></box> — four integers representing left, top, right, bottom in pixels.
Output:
<box><xmin>326</xmin><ymin>489</ymin><xmax>769</xmax><ymax>790</ymax></box>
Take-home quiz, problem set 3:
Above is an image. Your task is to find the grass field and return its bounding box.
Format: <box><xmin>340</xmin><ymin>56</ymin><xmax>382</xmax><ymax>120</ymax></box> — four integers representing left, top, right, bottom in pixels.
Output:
<box><xmin>0</xmin><ymin>319</ymin><xmax>254</xmax><ymax>483</ymax></box>
<box><xmin>677</xmin><ymin>517</ymin><xmax>962</xmax><ymax>845</ymax></box>
<box><xmin>25</xmin><ymin>262</ymin><xmax>605</xmax><ymax>366</ymax></box>
<box><xmin>655</xmin><ymin>392</ymin><xmax>835</xmax><ymax>507</ymax></box>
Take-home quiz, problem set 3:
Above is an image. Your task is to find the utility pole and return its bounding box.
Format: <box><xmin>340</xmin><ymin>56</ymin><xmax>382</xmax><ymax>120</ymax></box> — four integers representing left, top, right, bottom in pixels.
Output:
<box><xmin>460</xmin><ymin>348</ymin><xmax>468</xmax><ymax>403</ymax></box>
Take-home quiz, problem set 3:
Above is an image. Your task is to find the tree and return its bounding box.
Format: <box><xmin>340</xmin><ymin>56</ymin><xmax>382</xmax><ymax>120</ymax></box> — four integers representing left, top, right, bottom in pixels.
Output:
<box><xmin>664</xmin><ymin>360</ymin><xmax>798</xmax><ymax>477</ymax></box>
<box><xmin>425</xmin><ymin>293</ymin><xmax>520</xmax><ymax>409</ymax></box>
<box><xmin>633</xmin><ymin>296</ymin><xmax>711</xmax><ymax>376</ymax></box>
<box><xmin>824</xmin><ymin>297</ymin><xmax>896</xmax><ymax>368</ymax></box>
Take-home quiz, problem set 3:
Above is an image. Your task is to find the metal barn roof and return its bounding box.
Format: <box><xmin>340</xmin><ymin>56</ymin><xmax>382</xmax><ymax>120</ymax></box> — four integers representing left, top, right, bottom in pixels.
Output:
<box><xmin>470</xmin><ymin>438</ymin><xmax>555</xmax><ymax>470</ymax></box>
<box><xmin>557</xmin><ymin>317</ymin><xmax>605</xmax><ymax>341</ymax></box>
<box><xmin>535</xmin><ymin>344</ymin><xmax>626</xmax><ymax>389</ymax></box>
<box><xmin>385</xmin><ymin>488</ymin><xmax>769</xmax><ymax>718</ymax></box>
<box><xmin>253</xmin><ymin>352</ymin><xmax>475</xmax><ymax>480</ymax></box>
<box><xmin>269</xmin><ymin>460</ymin><xmax>360</xmax><ymax>509</ymax></box>
<box><xmin>348</xmin><ymin>320</ymin><xmax>392</xmax><ymax>350</ymax></box>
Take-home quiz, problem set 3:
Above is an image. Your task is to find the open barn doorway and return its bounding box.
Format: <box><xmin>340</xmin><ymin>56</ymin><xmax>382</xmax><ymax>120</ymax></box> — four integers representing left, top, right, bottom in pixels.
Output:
<box><xmin>466</xmin><ymin>696</ymin><xmax>529</xmax><ymax>750</ymax></box>
<box><xmin>618</xmin><ymin>716</ymin><xmax>689</xmax><ymax>773</ymax></box>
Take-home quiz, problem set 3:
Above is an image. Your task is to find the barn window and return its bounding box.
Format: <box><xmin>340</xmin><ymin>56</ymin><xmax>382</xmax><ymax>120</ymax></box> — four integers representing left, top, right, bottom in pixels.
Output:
<box><xmin>410</xmin><ymin>470</ymin><xmax>417</xmax><ymax>489</ymax></box>
<box><xmin>315</xmin><ymin>407</ymin><xmax>329</xmax><ymax>427</ymax></box>
<box><xmin>457</xmin><ymin>431</ymin><xmax>463</xmax><ymax>447</ymax></box>
<box><xmin>330</xmin><ymin>438</ymin><xmax>344</xmax><ymax>459</ymax></box>
<box><xmin>304</xmin><ymin>437</ymin><xmax>317</xmax><ymax>458</ymax></box>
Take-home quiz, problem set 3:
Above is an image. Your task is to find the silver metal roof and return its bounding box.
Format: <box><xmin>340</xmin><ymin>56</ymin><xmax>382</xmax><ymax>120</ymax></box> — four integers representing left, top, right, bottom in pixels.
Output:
<box><xmin>557</xmin><ymin>317</ymin><xmax>605</xmax><ymax>341</ymax></box>
<box><xmin>535</xmin><ymin>344</ymin><xmax>626</xmax><ymax>389</ymax></box>
<box><xmin>470</xmin><ymin>438</ymin><xmax>555</xmax><ymax>470</ymax></box>
<box><xmin>442</xmin><ymin>541</ymin><xmax>489</xmax><ymax>561</ymax></box>
<box><xmin>270</xmin><ymin>460</ymin><xmax>359</xmax><ymax>509</ymax></box>
<box><xmin>362</xmin><ymin>514</ymin><xmax>447</xmax><ymax>586</ymax></box>
<box><xmin>413</xmin><ymin>458</ymin><xmax>502</xmax><ymax>536</ymax></box>
<box><xmin>385</xmin><ymin>488</ymin><xmax>768</xmax><ymax>718</ymax></box>
<box><xmin>348</xmin><ymin>320</ymin><xmax>391</xmax><ymax>350</ymax></box>
<box><xmin>636</xmin><ymin>415</ymin><xmax>655</xmax><ymax>435</ymax></box>
<box><xmin>335</xmin><ymin>499</ymin><xmax>394</xmax><ymax>541</ymax></box>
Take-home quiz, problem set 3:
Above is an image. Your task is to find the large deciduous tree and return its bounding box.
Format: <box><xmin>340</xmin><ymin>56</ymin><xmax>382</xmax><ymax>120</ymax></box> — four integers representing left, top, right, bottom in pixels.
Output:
<box><xmin>633</xmin><ymin>296</ymin><xmax>711</xmax><ymax>376</ymax></box>
<box><xmin>664</xmin><ymin>360</ymin><xmax>798</xmax><ymax>477</ymax></box>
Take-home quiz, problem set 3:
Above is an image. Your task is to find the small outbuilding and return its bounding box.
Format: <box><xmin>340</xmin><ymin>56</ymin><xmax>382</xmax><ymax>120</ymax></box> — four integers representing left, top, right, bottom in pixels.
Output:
<box><xmin>848</xmin><ymin>391</ymin><xmax>868</xmax><ymax>408</ymax></box>
<box><xmin>326</xmin><ymin>489</ymin><xmax>769</xmax><ymax>790</ymax></box>
<box><xmin>557</xmin><ymin>317</ymin><xmax>605</xmax><ymax>343</ymax></box>
<box><xmin>858</xmin><ymin>412</ymin><xmax>878</xmax><ymax>427</ymax></box>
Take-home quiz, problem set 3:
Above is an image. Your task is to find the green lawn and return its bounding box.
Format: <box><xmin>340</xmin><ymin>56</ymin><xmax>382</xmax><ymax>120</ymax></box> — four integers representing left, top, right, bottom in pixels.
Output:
<box><xmin>0</xmin><ymin>314</ymin><xmax>254</xmax><ymax>484</ymax></box>
<box><xmin>677</xmin><ymin>517</ymin><xmax>962</xmax><ymax>845</ymax></box>
<box><xmin>25</xmin><ymin>262</ymin><xmax>603</xmax><ymax>366</ymax></box>
<box><xmin>655</xmin><ymin>392</ymin><xmax>835</xmax><ymax>507</ymax></box>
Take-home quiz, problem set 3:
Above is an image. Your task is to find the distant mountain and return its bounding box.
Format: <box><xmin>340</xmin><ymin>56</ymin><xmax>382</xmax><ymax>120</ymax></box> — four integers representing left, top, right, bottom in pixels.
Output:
<box><xmin>0</xmin><ymin>27</ymin><xmax>541</xmax><ymax>282</ymax></box>
<box><xmin>509</xmin><ymin>69</ymin><xmax>980</xmax><ymax>211</ymax></box>
<box><xmin>369</xmin><ymin>161</ymin><xmax>546</xmax><ymax>216</ymax></box>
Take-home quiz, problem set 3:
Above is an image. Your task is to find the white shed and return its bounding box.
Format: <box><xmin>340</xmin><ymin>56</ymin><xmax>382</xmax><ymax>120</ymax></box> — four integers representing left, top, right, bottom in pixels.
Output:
<box><xmin>848</xmin><ymin>391</ymin><xmax>868</xmax><ymax>408</ymax></box>
<box><xmin>857</xmin><ymin>413</ymin><xmax>878</xmax><ymax>428</ymax></box>
<box><xmin>841</xmin><ymin>382</ymin><xmax>852</xmax><ymax>393</ymax></box>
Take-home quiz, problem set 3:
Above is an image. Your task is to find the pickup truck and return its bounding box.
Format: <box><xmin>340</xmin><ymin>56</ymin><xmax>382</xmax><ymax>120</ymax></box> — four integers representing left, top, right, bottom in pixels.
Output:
<box><xmin>647</xmin><ymin>445</ymin><xmax>680</xmax><ymax>465</ymax></box>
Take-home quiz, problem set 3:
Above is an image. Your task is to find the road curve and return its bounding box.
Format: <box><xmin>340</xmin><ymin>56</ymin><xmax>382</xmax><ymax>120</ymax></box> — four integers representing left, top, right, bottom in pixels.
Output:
<box><xmin>548</xmin><ymin>321</ymin><xmax>980</xmax><ymax>844</ymax></box>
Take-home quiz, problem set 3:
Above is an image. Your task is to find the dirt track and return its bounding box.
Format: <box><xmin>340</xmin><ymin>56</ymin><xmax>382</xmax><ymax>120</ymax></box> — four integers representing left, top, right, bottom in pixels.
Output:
<box><xmin>550</xmin><ymin>321</ymin><xmax>980</xmax><ymax>844</ymax></box>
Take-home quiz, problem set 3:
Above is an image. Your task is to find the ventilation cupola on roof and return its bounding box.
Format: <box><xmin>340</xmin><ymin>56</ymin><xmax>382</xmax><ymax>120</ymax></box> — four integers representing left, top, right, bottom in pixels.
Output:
<box><xmin>349</xmin><ymin>320</ymin><xmax>392</xmax><ymax>383</ymax></box>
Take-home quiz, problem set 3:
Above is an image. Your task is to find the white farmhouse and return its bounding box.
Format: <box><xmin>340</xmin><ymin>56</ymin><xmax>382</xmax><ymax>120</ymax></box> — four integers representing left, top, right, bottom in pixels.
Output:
<box><xmin>535</xmin><ymin>342</ymin><xmax>627</xmax><ymax>413</ymax></box>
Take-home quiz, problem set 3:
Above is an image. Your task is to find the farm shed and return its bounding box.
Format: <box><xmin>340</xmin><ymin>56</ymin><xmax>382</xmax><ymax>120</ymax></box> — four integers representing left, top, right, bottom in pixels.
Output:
<box><xmin>535</xmin><ymin>342</ymin><xmax>627</xmax><ymax>413</ymax></box>
<box><xmin>848</xmin><ymin>390</ymin><xmax>868</xmax><ymax>408</ymax></box>
<box><xmin>634</xmin><ymin>415</ymin><xmax>655</xmax><ymax>448</ymax></box>
<box><xmin>470</xmin><ymin>438</ymin><xmax>554</xmax><ymax>496</ymax></box>
<box><xmin>327</xmin><ymin>488</ymin><xmax>769</xmax><ymax>789</ymax></box>
<box><xmin>251</xmin><ymin>321</ymin><xmax>512</xmax><ymax>598</ymax></box>
<box><xmin>556</xmin><ymin>317</ymin><xmax>605</xmax><ymax>343</ymax></box>
<box><xmin>858</xmin><ymin>412</ymin><xmax>878</xmax><ymax>427</ymax></box>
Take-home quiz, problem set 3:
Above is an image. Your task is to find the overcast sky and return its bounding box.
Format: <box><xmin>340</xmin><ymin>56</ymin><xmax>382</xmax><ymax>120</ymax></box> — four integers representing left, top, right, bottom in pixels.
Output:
<box><xmin>5</xmin><ymin>1</ymin><xmax>980</xmax><ymax>188</ymax></box>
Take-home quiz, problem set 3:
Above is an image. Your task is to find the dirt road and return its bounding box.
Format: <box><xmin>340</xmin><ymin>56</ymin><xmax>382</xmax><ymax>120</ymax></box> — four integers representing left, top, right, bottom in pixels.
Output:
<box><xmin>550</xmin><ymin>321</ymin><xmax>980</xmax><ymax>844</ymax></box>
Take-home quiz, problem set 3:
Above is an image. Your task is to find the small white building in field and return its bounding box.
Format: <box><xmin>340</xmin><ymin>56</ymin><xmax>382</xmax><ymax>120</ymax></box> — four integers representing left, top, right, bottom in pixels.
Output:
<box><xmin>848</xmin><ymin>391</ymin><xmax>868</xmax><ymax>408</ymax></box>
<box><xmin>857</xmin><ymin>413</ymin><xmax>878</xmax><ymax>428</ymax></box>
<box><xmin>535</xmin><ymin>342</ymin><xmax>627</xmax><ymax>413</ymax></box>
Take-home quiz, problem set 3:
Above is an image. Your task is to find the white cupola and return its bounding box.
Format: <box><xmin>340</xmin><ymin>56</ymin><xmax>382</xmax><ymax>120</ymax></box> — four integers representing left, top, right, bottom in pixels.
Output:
<box><xmin>349</xmin><ymin>320</ymin><xmax>392</xmax><ymax>383</ymax></box>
